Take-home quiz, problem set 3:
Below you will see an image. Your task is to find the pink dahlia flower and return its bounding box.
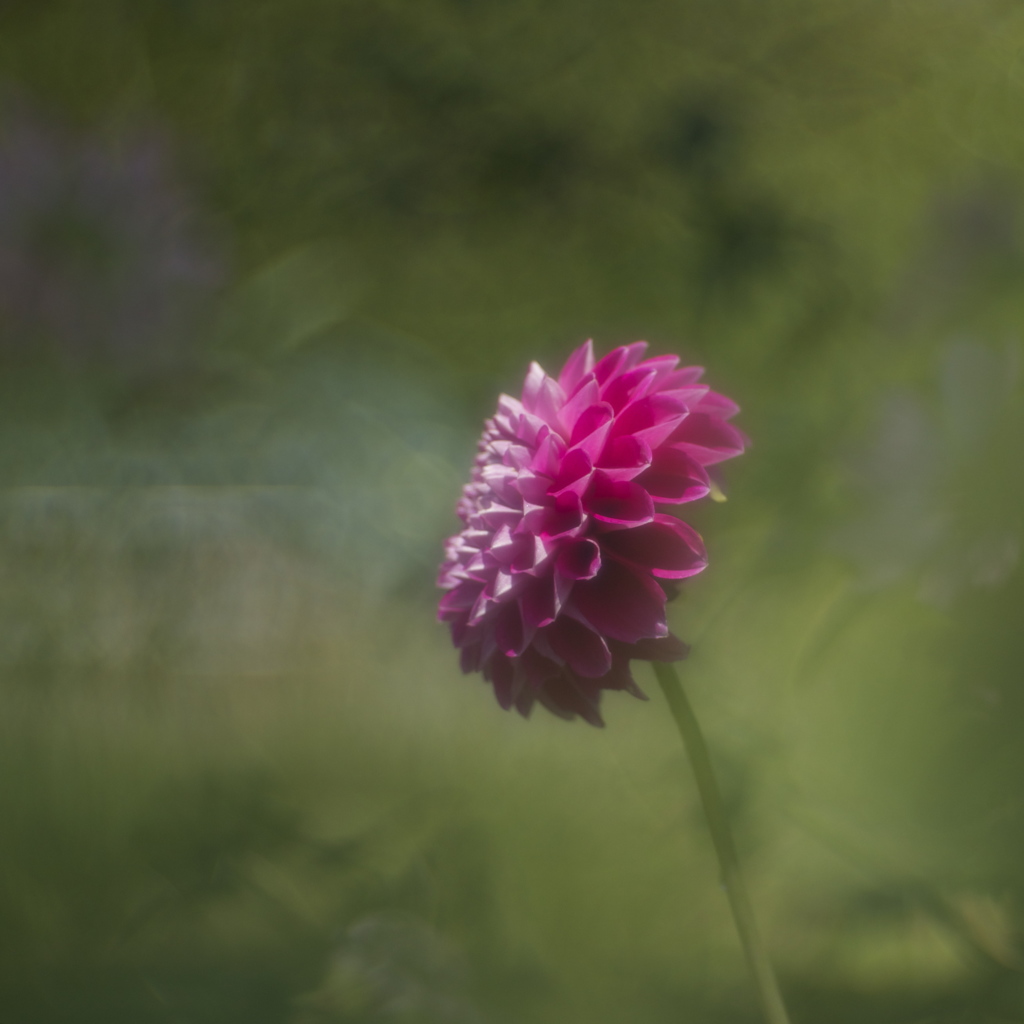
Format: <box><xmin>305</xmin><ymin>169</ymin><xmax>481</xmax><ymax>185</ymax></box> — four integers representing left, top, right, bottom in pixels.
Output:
<box><xmin>437</xmin><ymin>340</ymin><xmax>745</xmax><ymax>725</ymax></box>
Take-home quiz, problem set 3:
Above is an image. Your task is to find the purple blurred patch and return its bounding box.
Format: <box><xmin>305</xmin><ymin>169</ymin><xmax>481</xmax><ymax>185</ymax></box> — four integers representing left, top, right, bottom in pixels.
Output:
<box><xmin>0</xmin><ymin>101</ymin><xmax>223</xmax><ymax>376</ymax></box>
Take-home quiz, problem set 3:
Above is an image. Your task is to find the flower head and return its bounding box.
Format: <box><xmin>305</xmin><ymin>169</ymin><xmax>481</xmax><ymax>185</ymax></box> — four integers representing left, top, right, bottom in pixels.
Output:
<box><xmin>437</xmin><ymin>340</ymin><xmax>745</xmax><ymax>725</ymax></box>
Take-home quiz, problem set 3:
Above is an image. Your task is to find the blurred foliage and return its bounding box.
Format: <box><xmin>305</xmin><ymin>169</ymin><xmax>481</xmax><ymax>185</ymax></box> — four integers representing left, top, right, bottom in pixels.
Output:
<box><xmin>3</xmin><ymin>1</ymin><xmax>1024</xmax><ymax>1022</ymax></box>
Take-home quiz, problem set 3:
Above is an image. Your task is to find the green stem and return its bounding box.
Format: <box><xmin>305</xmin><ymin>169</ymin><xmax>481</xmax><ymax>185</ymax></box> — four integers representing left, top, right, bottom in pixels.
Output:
<box><xmin>653</xmin><ymin>661</ymin><xmax>792</xmax><ymax>1024</ymax></box>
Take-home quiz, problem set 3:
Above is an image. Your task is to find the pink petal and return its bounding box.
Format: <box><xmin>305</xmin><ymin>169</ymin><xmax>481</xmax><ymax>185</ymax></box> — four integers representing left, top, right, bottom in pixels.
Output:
<box><xmin>514</xmin><ymin>688</ymin><xmax>537</xmax><ymax>719</ymax></box>
<box><xmin>487</xmin><ymin>654</ymin><xmax>516</xmax><ymax>709</ymax></box>
<box><xmin>438</xmin><ymin>585</ymin><xmax>479</xmax><ymax>617</ymax></box>
<box><xmin>594</xmin><ymin>652</ymin><xmax>645</xmax><ymax>696</ymax></box>
<box><xmin>552</xmin><ymin>446</ymin><xmax>593</xmax><ymax>495</ymax></box>
<box><xmin>601</xmin><ymin>366</ymin><xmax>658</xmax><ymax>412</ymax></box>
<box><xmin>475</xmin><ymin>504</ymin><xmax>522</xmax><ymax>529</ymax></box>
<box><xmin>593</xmin><ymin>341</ymin><xmax>648</xmax><ymax>386</ymax></box>
<box><xmin>619</xmin><ymin>341</ymin><xmax>650</xmax><ymax>371</ymax></box>
<box><xmin>558</xmin><ymin>377</ymin><xmax>601</xmax><ymax>435</ymax></box>
<box><xmin>520</xmin><ymin>575</ymin><xmax>558</xmax><ymax>628</ymax></box>
<box><xmin>660</xmin><ymin>365</ymin><xmax>705</xmax><ymax>387</ymax></box>
<box><xmin>611</xmin><ymin>391</ymin><xmax>691</xmax><ymax>449</ymax></box>
<box><xmin>537</xmin><ymin>675</ymin><xmax>605</xmax><ymax>727</ymax></box>
<box><xmin>585</xmin><ymin>471</ymin><xmax>654</xmax><ymax>525</ymax></box>
<box><xmin>637</xmin><ymin>353</ymin><xmax>680</xmax><ymax>382</ymax></box>
<box><xmin>634</xmin><ymin>445</ymin><xmax>710</xmax><ymax>503</ymax></box>
<box><xmin>515</xmin><ymin>470</ymin><xmax>553</xmax><ymax>504</ymax></box>
<box><xmin>523</xmin><ymin>489</ymin><xmax>585</xmax><ymax>538</ymax></box>
<box><xmin>557</xmin><ymin>339</ymin><xmax>596</xmax><ymax>394</ymax></box>
<box><xmin>480</xmin><ymin>462</ymin><xmax>521</xmax><ymax>506</ymax></box>
<box><xmin>667</xmin><ymin>413</ymin><xmax>747</xmax><ymax>465</ymax></box>
<box><xmin>459</xmin><ymin>642</ymin><xmax>482</xmax><ymax>674</ymax></box>
<box><xmin>545</xmin><ymin>617</ymin><xmax>613</xmax><ymax>678</ymax></box>
<box><xmin>509</xmin><ymin>533</ymin><xmax>549</xmax><ymax>573</ymax></box>
<box><xmin>500</xmin><ymin>442</ymin><xmax>531</xmax><ymax>470</ymax></box>
<box><xmin>522</xmin><ymin>574</ymin><xmax>575</xmax><ymax>633</ymax></box>
<box><xmin>695</xmin><ymin>389</ymin><xmax>741</xmax><ymax>419</ymax></box>
<box><xmin>596</xmin><ymin>434</ymin><xmax>653</xmax><ymax>481</ymax></box>
<box><xmin>516</xmin><ymin>647</ymin><xmax>562</xmax><ymax>689</ymax></box>
<box><xmin>487</xmin><ymin>523</ymin><xmax>516</xmax><ymax>562</ymax></box>
<box><xmin>569</xmin><ymin>401</ymin><xmax>614</xmax><ymax>454</ymax></box>
<box><xmin>532</xmin><ymin>430</ymin><xmax>566</xmax><ymax>476</ymax></box>
<box><xmin>520</xmin><ymin>362</ymin><xmax>547</xmax><ymax>413</ymax></box>
<box><xmin>555</xmin><ymin>537</ymin><xmax>601</xmax><ymax>580</ymax></box>
<box><xmin>615</xmin><ymin>633</ymin><xmax>691</xmax><ymax>663</ymax></box>
<box><xmin>534</xmin><ymin>376</ymin><xmax>566</xmax><ymax>429</ymax></box>
<box><xmin>448</xmin><ymin>611</ymin><xmax>475</xmax><ymax>647</ymax></box>
<box><xmin>512</xmin><ymin>408</ymin><xmax>550</xmax><ymax>448</ymax></box>
<box><xmin>601</xmin><ymin>514</ymin><xmax>707</xmax><ymax>578</ymax></box>
<box><xmin>571</xmin><ymin>557</ymin><xmax>667</xmax><ymax>643</ymax></box>
<box><xmin>493</xmin><ymin>600</ymin><xmax>527</xmax><ymax>657</ymax></box>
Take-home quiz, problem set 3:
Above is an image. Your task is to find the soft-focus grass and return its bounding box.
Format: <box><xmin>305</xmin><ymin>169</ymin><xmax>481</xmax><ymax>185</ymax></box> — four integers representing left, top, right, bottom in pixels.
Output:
<box><xmin>2</xmin><ymin>2</ymin><xmax>1024</xmax><ymax>1022</ymax></box>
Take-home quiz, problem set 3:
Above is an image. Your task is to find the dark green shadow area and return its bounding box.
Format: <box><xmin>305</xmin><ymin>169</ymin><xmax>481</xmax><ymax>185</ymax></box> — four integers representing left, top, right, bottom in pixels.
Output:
<box><xmin>2</xmin><ymin>3</ymin><xmax>1024</xmax><ymax>1022</ymax></box>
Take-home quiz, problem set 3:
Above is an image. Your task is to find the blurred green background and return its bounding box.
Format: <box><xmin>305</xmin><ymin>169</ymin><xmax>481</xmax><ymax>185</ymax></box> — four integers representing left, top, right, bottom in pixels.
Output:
<box><xmin>2</xmin><ymin>2</ymin><xmax>1024</xmax><ymax>1021</ymax></box>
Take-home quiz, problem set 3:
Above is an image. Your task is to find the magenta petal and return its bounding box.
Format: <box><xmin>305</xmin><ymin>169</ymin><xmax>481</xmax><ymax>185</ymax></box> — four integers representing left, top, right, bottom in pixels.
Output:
<box><xmin>593</xmin><ymin>342</ymin><xmax>648</xmax><ymax>386</ymax></box>
<box><xmin>515</xmin><ymin>471</ymin><xmax>553</xmax><ymax>504</ymax></box>
<box><xmin>613</xmin><ymin>633</ymin><xmax>691</xmax><ymax>663</ymax></box>
<box><xmin>514</xmin><ymin>688</ymin><xmax>537</xmax><ymax>718</ymax></box>
<box><xmin>558</xmin><ymin>377</ymin><xmax>600</xmax><ymax>435</ymax></box>
<box><xmin>521</xmin><ymin>362</ymin><xmax>546</xmax><ymax>412</ymax></box>
<box><xmin>594</xmin><ymin>651</ymin><xmax>647</xmax><ymax>697</ymax></box>
<box><xmin>552</xmin><ymin>446</ymin><xmax>593</xmax><ymax>494</ymax></box>
<box><xmin>438</xmin><ymin>586</ymin><xmax>479</xmax><ymax>617</ymax></box>
<box><xmin>556</xmin><ymin>537</ymin><xmax>601</xmax><ymax>579</ymax></box>
<box><xmin>658</xmin><ymin>368</ymin><xmax>706</xmax><ymax>391</ymax></box>
<box><xmin>638</xmin><ymin>353</ymin><xmax>680</xmax><ymax>378</ymax></box>
<box><xmin>532</xmin><ymin>430</ymin><xmax>566</xmax><ymax>477</ymax></box>
<box><xmin>619</xmin><ymin>341</ymin><xmax>650</xmax><ymax>371</ymax></box>
<box><xmin>534</xmin><ymin>375</ymin><xmax>566</xmax><ymax>429</ymax></box>
<box><xmin>634</xmin><ymin>445</ymin><xmax>710</xmax><ymax>503</ymax></box>
<box><xmin>516</xmin><ymin>646</ymin><xmax>562</xmax><ymax>688</ymax></box>
<box><xmin>520</xmin><ymin>576</ymin><xmax>558</xmax><ymax>629</ymax></box>
<box><xmin>601</xmin><ymin>366</ymin><xmax>658</xmax><ymax>412</ymax></box>
<box><xmin>476</xmin><ymin>504</ymin><xmax>522</xmax><ymax>529</ymax></box>
<box><xmin>493</xmin><ymin>601</ymin><xmax>526</xmax><ymax>657</ymax></box>
<box><xmin>488</xmin><ymin>524</ymin><xmax>522</xmax><ymax>564</ymax></box>
<box><xmin>597</xmin><ymin>434</ymin><xmax>653</xmax><ymax>480</ymax></box>
<box><xmin>571</xmin><ymin>558</ymin><xmax>667</xmax><ymax>643</ymax></box>
<box><xmin>523</xmin><ymin>489</ymin><xmax>584</xmax><ymax>538</ymax></box>
<box><xmin>611</xmin><ymin>392</ymin><xmax>691</xmax><ymax>449</ymax></box>
<box><xmin>520</xmin><ymin>364</ymin><xmax>566</xmax><ymax>424</ymax></box>
<box><xmin>585</xmin><ymin>471</ymin><xmax>654</xmax><ymax>525</ymax></box>
<box><xmin>510</xmin><ymin>533</ymin><xmax>551</xmax><ymax>573</ymax></box>
<box><xmin>512</xmin><ymin>408</ymin><xmax>549</xmax><ymax>448</ymax></box>
<box><xmin>557</xmin><ymin>339</ymin><xmax>596</xmax><ymax>394</ymax></box>
<box><xmin>695</xmin><ymin>389</ymin><xmax>741</xmax><ymax>419</ymax></box>
<box><xmin>545</xmin><ymin>617</ymin><xmax>612</xmax><ymax>678</ymax></box>
<box><xmin>601</xmin><ymin>514</ymin><xmax>707</xmax><ymax>578</ymax></box>
<box><xmin>537</xmin><ymin>675</ymin><xmax>605</xmax><ymax>726</ymax></box>
<box><xmin>569</xmin><ymin>401</ymin><xmax>613</xmax><ymax>448</ymax></box>
<box><xmin>668</xmin><ymin>412</ymin><xmax>747</xmax><ymax>465</ymax></box>
<box><xmin>449</xmin><ymin>612</ymin><xmax>474</xmax><ymax>648</ymax></box>
<box><xmin>487</xmin><ymin>654</ymin><xmax>515</xmax><ymax>709</ymax></box>
<box><xmin>459</xmin><ymin>643</ymin><xmax>483</xmax><ymax>674</ymax></box>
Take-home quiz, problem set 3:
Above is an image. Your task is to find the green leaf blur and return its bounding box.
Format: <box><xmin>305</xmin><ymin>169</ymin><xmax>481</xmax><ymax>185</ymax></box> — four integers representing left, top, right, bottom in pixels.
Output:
<box><xmin>2</xmin><ymin>2</ymin><xmax>1024</xmax><ymax>1021</ymax></box>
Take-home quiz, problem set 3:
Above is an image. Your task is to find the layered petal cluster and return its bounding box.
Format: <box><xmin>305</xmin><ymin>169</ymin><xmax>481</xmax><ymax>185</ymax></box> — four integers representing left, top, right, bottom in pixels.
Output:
<box><xmin>437</xmin><ymin>340</ymin><xmax>745</xmax><ymax>725</ymax></box>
